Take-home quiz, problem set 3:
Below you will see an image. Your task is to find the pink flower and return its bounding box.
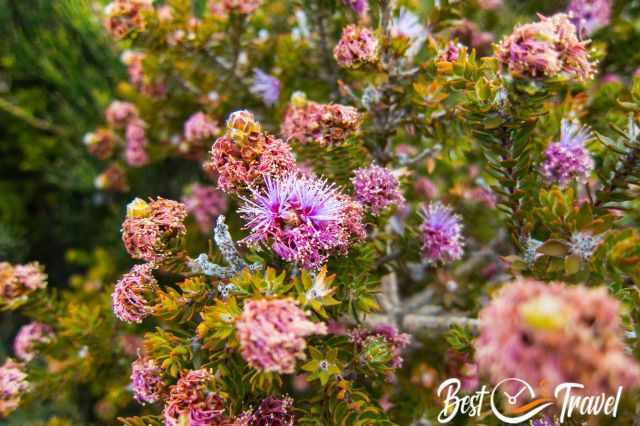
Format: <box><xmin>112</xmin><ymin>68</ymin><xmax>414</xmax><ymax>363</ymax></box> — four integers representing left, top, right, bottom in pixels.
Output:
<box><xmin>542</xmin><ymin>120</ymin><xmax>594</xmax><ymax>186</ymax></box>
<box><xmin>0</xmin><ymin>359</ymin><xmax>29</xmax><ymax>417</ymax></box>
<box><xmin>351</xmin><ymin>324</ymin><xmax>411</xmax><ymax>369</ymax></box>
<box><xmin>121</xmin><ymin>51</ymin><xmax>166</xmax><ymax>97</ymax></box>
<box><xmin>121</xmin><ymin>197</ymin><xmax>187</xmax><ymax>261</ymax></box>
<box><xmin>568</xmin><ymin>0</ymin><xmax>611</xmax><ymax>36</ymax></box>
<box><xmin>352</xmin><ymin>165</ymin><xmax>404</xmax><ymax>215</ymax></box>
<box><xmin>206</xmin><ymin>110</ymin><xmax>296</xmax><ymax>194</ymax></box>
<box><xmin>281</xmin><ymin>95</ymin><xmax>361</xmax><ymax>147</ymax></box>
<box><xmin>125</xmin><ymin>119</ymin><xmax>149</xmax><ymax>167</ymax></box>
<box><xmin>182</xmin><ymin>183</ymin><xmax>228</xmax><ymax>233</ymax></box>
<box><xmin>84</xmin><ymin>128</ymin><xmax>116</xmax><ymax>160</ymax></box>
<box><xmin>95</xmin><ymin>163</ymin><xmax>130</xmax><ymax>193</ymax></box>
<box><xmin>475</xmin><ymin>278</ymin><xmax>640</xmax><ymax>399</ymax></box>
<box><xmin>112</xmin><ymin>263</ymin><xmax>157</xmax><ymax>323</ymax></box>
<box><xmin>437</xmin><ymin>42</ymin><xmax>464</xmax><ymax>62</ymax></box>
<box><xmin>13</xmin><ymin>323</ymin><xmax>53</xmax><ymax>362</ymax></box>
<box><xmin>419</xmin><ymin>202</ymin><xmax>464</xmax><ymax>264</ymax></box>
<box><xmin>0</xmin><ymin>262</ymin><xmax>47</xmax><ymax>305</ymax></box>
<box><xmin>239</xmin><ymin>174</ymin><xmax>364</xmax><ymax>269</ymax></box>
<box><xmin>496</xmin><ymin>13</ymin><xmax>596</xmax><ymax>81</ymax></box>
<box><xmin>163</xmin><ymin>369</ymin><xmax>227</xmax><ymax>426</ymax></box>
<box><xmin>208</xmin><ymin>0</ymin><xmax>263</xmax><ymax>18</ymax></box>
<box><xmin>105</xmin><ymin>100</ymin><xmax>139</xmax><ymax>128</ymax></box>
<box><xmin>104</xmin><ymin>0</ymin><xmax>153</xmax><ymax>39</ymax></box>
<box><xmin>131</xmin><ymin>355</ymin><xmax>164</xmax><ymax>404</ymax></box>
<box><xmin>333</xmin><ymin>25</ymin><xmax>379</xmax><ymax>68</ymax></box>
<box><xmin>184</xmin><ymin>112</ymin><xmax>220</xmax><ymax>142</ymax></box>
<box><xmin>236</xmin><ymin>396</ymin><xmax>296</xmax><ymax>425</ymax></box>
<box><xmin>236</xmin><ymin>298</ymin><xmax>327</xmax><ymax>374</ymax></box>
<box><xmin>342</xmin><ymin>0</ymin><xmax>368</xmax><ymax>17</ymax></box>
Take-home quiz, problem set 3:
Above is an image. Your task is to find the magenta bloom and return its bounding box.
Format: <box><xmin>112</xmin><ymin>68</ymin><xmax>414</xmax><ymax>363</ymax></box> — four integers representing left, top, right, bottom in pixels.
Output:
<box><xmin>419</xmin><ymin>202</ymin><xmax>464</xmax><ymax>264</ymax></box>
<box><xmin>0</xmin><ymin>359</ymin><xmax>29</xmax><ymax>417</ymax></box>
<box><xmin>238</xmin><ymin>396</ymin><xmax>296</xmax><ymax>425</ymax></box>
<box><xmin>112</xmin><ymin>263</ymin><xmax>157</xmax><ymax>323</ymax></box>
<box><xmin>131</xmin><ymin>355</ymin><xmax>164</xmax><ymax>404</ymax></box>
<box><xmin>496</xmin><ymin>13</ymin><xmax>595</xmax><ymax>81</ymax></box>
<box><xmin>568</xmin><ymin>0</ymin><xmax>611</xmax><ymax>36</ymax></box>
<box><xmin>236</xmin><ymin>298</ymin><xmax>327</xmax><ymax>374</ymax></box>
<box><xmin>542</xmin><ymin>120</ymin><xmax>594</xmax><ymax>186</ymax></box>
<box><xmin>125</xmin><ymin>119</ymin><xmax>149</xmax><ymax>167</ymax></box>
<box><xmin>333</xmin><ymin>25</ymin><xmax>379</xmax><ymax>68</ymax></box>
<box><xmin>351</xmin><ymin>324</ymin><xmax>410</xmax><ymax>369</ymax></box>
<box><xmin>163</xmin><ymin>369</ymin><xmax>227</xmax><ymax>426</ymax></box>
<box><xmin>250</xmin><ymin>69</ymin><xmax>281</xmax><ymax>106</ymax></box>
<box><xmin>182</xmin><ymin>183</ymin><xmax>228</xmax><ymax>233</ymax></box>
<box><xmin>105</xmin><ymin>100</ymin><xmax>138</xmax><ymax>128</ymax></box>
<box><xmin>184</xmin><ymin>112</ymin><xmax>220</xmax><ymax>142</ymax></box>
<box><xmin>437</xmin><ymin>42</ymin><xmax>464</xmax><ymax>62</ymax></box>
<box><xmin>240</xmin><ymin>174</ymin><xmax>360</xmax><ymax>269</ymax></box>
<box><xmin>351</xmin><ymin>165</ymin><xmax>404</xmax><ymax>215</ymax></box>
<box><xmin>475</xmin><ymin>278</ymin><xmax>640</xmax><ymax>399</ymax></box>
<box><xmin>342</xmin><ymin>0</ymin><xmax>368</xmax><ymax>17</ymax></box>
<box><xmin>13</xmin><ymin>323</ymin><xmax>53</xmax><ymax>362</ymax></box>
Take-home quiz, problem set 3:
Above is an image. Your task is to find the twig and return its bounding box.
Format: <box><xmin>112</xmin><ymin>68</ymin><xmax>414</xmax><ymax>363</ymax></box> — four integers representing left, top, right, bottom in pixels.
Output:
<box><xmin>402</xmin><ymin>314</ymin><xmax>480</xmax><ymax>332</ymax></box>
<box><xmin>398</xmin><ymin>144</ymin><xmax>442</xmax><ymax>166</ymax></box>
<box><xmin>0</xmin><ymin>97</ymin><xmax>67</xmax><ymax>136</ymax></box>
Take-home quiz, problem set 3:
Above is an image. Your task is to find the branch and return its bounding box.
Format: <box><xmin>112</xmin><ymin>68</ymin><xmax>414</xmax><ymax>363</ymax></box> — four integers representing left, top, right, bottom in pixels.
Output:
<box><xmin>0</xmin><ymin>97</ymin><xmax>67</xmax><ymax>136</ymax></box>
<box><xmin>402</xmin><ymin>314</ymin><xmax>480</xmax><ymax>332</ymax></box>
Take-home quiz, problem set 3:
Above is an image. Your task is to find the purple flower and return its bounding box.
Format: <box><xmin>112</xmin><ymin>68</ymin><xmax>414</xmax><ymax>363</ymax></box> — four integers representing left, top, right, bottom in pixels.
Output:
<box><xmin>239</xmin><ymin>174</ymin><xmax>358</xmax><ymax>269</ymax></box>
<box><xmin>568</xmin><ymin>0</ymin><xmax>611</xmax><ymax>36</ymax></box>
<box><xmin>542</xmin><ymin>120</ymin><xmax>594</xmax><ymax>186</ymax></box>
<box><xmin>13</xmin><ymin>322</ymin><xmax>53</xmax><ymax>362</ymax></box>
<box><xmin>0</xmin><ymin>359</ymin><xmax>29</xmax><ymax>417</ymax></box>
<box><xmin>342</xmin><ymin>0</ymin><xmax>367</xmax><ymax>17</ymax></box>
<box><xmin>131</xmin><ymin>355</ymin><xmax>164</xmax><ymax>404</ymax></box>
<box><xmin>250</xmin><ymin>69</ymin><xmax>281</xmax><ymax>106</ymax></box>
<box><xmin>419</xmin><ymin>202</ymin><xmax>464</xmax><ymax>264</ymax></box>
<box><xmin>239</xmin><ymin>395</ymin><xmax>296</xmax><ymax>425</ymax></box>
<box><xmin>351</xmin><ymin>164</ymin><xmax>404</xmax><ymax>215</ymax></box>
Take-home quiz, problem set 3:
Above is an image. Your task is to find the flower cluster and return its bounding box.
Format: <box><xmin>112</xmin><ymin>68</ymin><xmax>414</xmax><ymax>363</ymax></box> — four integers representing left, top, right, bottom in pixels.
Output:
<box><xmin>112</xmin><ymin>262</ymin><xmax>158</xmax><ymax>323</ymax></box>
<box><xmin>103</xmin><ymin>0</ymin><xmax>152</xmax><ymax>39</ymax></box>
<box><xmin>124</xmin><ymin>118</ymin><xmax>149</xmax><ymax>167</ymax></box>
<box><xmin>419</xmin><ymin>203</ymin><xmax>464</xmax><ymax>264</ymax></box>
<box><xmin>105</xmin><ymin>100</ymin><xmax>139</xmax><ymax>128</ymax></box>
<box><xmin>84</xmin><ymin>128</ymin><xmax>116</xmax><ymax>160</ymax></box>
<box><xmin>184</xmin><ymin>112</ymin><xmax>220</xmax><ymax>143</ymax></box>
<box><xmin>0</xmin><ymin>262</ymin><xmax>47</xmax><ymax>306</ymax></box>
<box><xmin>352</xmin><ymin>165</ymin><xmax>404</xmax><ymax>215</ymax></box>
<box><xmin>182</xmin><ymin>184</ymin><xmax>228</xmax><ymax>233</ymax></box>
<box><xmin>250</xmin><ymin>69</ymin><xmax>281</xmax><ymax>107</ymax></box>
<box><xmin>568</xmin><ymin>0</ymin><xmax>611</xmax><ymax>36</ymax></box>
<box><xmin>351</xmin><ymin>324</ymin><xmax>411</xmax><ymax>370</ymax></box>
<box><xmin>542</xmin><ymin>120</ymin><xmax>594</xmax><ymax>186</ymax></box>
<box><xmin>495</xmin><ymin>13</ymin><xmax>596</xmax><ymax>80</ymax></box>
<box><xmin>236</xmin><ymin>298</ymin><xmax>327</xmax><ymax>373</ymax></box>
<box><xmin>130</xmin><ymin>355</ymin><xmax>165</xmax><ymax>404</ymax></box>
<box><xmin>239</xmin><ymin>174</ymin><xmax>365</xmax><ymax>269</ymax></box>
<box><xmin>0</xmin><ymin>359</ymin><xmax>29</xmax><ymax>417</ymax></box>
<box><xmin>206</xmin><ymin>110</ymin><xmax>296</xmax><ymax>194</ymax></box>
<box><xmin>475</xmin><ymin>278</ymin><xmax>640</xmax><ymax>398</ymax></box>
<box><xmin>163</xmin><ymin>369</ymin><xmax>227</xmax><ymax>426</ymax></box>
<box><xmin>333</xmin><ymin>25</ymin><xmax>379</xmax><ymax>68</ymax></box>
<box><xmin>13</xmin><ymin>323</ymin><xmax>53</xmax><ymax>362</ymax></box>
<box><xmin>281</xmin><ymin>93</ymin><xmax>361</xmax><ymax>147</ymax></box>
<box><xmin>236</xmin><ymin>396</ymin><xmax>296</xmax><ymax>425</ymax></box>
<box><xmin>95</xmin><ymin>163</ymin><xmax>130</xmax><ymax>192</ymax></box>
<box><xmin>121</xmin><ymin>50</ymin><xmax>166</xmax><ymax>98</ymax></box>
<box><xmin>208</xmin><ymin>0</ymin><xmax>263</xmax><ymax>18</ymax></box>
<box><xmin>121</xmin><ymin>197</ymin><xmax>187</xmax><ymax>261</ymax></box>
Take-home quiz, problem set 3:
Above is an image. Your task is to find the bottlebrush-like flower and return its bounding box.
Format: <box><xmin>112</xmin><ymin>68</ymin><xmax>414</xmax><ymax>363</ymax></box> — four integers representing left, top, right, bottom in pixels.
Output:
<box><xmin>236</xmin><ymin>396</ymin><xmax>296</xmax><ymax>425</ymax></box>
<box><xmin>342</xmin><ymin>0</ymin><xmax>368</xmax><ymax>17</ymax></box>
<box><xmin>250</xmin><ymin>69</ymin><xmax>281</xmax><ymax>107</ymax></box>
<box><xmin>475</xmin><ymin>278</ymin><xmax>640</xmax><ymax>399</ymax></box>
<box><xmin>351</xmin><ymin>165</ymin><xmax>404</xmax><ymax>215</ymax></box>
<box><xmin>13</xmin><ymin>323</ymin><xmax>53</xmax><ymax>362</ymax></box>
<box><xmin>112</xmin><ymin>263</ymin><xmax>157</xmax><ymax>323</ymax></box>
<box><xmin>0</xmin><ymin>262</ymin><xmax>47</xmax><ymax>306</ymax></box>
<box><xmin>84</xmin><ymin>128</ymin><xmax>116</xmax><ymax>160</ymax></box>
<box><xmin>495</xmin><ymin>13</ymin><xmax>595</xmax><ymax>81</ymax></box>
<box><xmin>105</xmin><ymin>100</ymin><xmax>139</xmax><ymax>128</ymax></box>
<box><xmin>419</xmin><ymin>203</ymin><xmax>464</xmax><ymax>264</ymax></box>
<box><xmin>239</xmin><ymin>174</ymin><xmax>363</xmax><ymax>269</ymax></box>
<box><xmin>0</xmin><ymin>359</ymin><xmax>29</xmax><ymax>417</ymax></box>
<box><xmin>206</xmin><ymin>110</ymin><xmax>296</xmax><ymax>194</ymax></box>
<box><xmin>333</xmin><ymin>25</ymin><xmax>379</xmax><ymax>68</ymax></box>
<box><xmin>125</xmin><ymin>119</ymin><xmax>149</xmax><ymax>167</ymax></box>
<box><xmin>182</xmin><ymin>184</ymin><xmax>228</xmax><ymax>233</ymax></box>
<box><xmin>568</xmin><ymin>0</ymin><xmax>611</xmax><ymax>36</ymax></box>
<box><xmin>208</xmin><ymin>0</ymin><xmax>263</xmax><ymax>17</ymax></box>
<box><xmin>184</xmin><ymin>112</ymin><xmax>220</xmax><ymax>142</ymax></box>
<box><xmin>104</xmin><ymin>0</ymin><xmax>152</xmax><ymax>39</ymax></box>
<box><xmin>95</xmin><ymin>163</ymin><xmax>130</xmax><ymax>192</ymax></box>
<box><xmin>131</xmin><ymin>355</ymin><xmax>164</xmax><ymax>404</ymax></box>
<box><xmin>351</xmin><ymin>324</ymin><xmax>410</xmax><ymax>369</ymax></box>
<box><xmin>542</xmin><ymin>120</ymin><xmax>594</xmax><ymax>186</ymax></box>
<box><xmin>121</xmin><ymin>197</ymin><xmax>187</xmax><ymax>261</ymax></box>
<box><xmin>236</xmin><ymin>298</ymin><xmax>327</xmax><ymax>374</ymax></box>
<box><xmin>281</xmin><ymin>93</ymin><xmax>361</xmax><ymax>147</ymax></box>
<box><xmin>163</xmin><ymin>369</ymin><xmax>227</xmax><ymax>426</ymax></box>
<box><xmin>569</xmin><ymin>231</ymin><xmax>603</xmax><ymax>260</ymax></box>
<box><xmin>390</xmin><ymin>9</ymin><xmax>428</xmax><ymax>57</ymax></box>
